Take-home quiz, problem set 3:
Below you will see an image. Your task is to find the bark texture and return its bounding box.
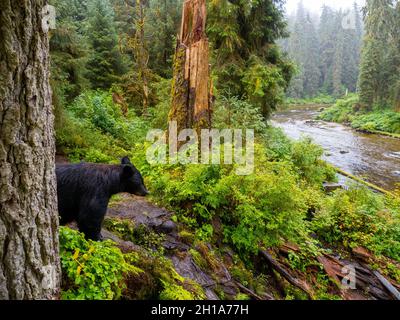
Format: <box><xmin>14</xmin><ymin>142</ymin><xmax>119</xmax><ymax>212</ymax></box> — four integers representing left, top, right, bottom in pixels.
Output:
<box><xmin>169</xmin><ymin>0</ymin><xmax>212</xmax><ymax>131</ymax></box>
<box><xmin>0</xmin><ymin>0</ymin><xmax>60</xmax><ymax>299</ymax></box>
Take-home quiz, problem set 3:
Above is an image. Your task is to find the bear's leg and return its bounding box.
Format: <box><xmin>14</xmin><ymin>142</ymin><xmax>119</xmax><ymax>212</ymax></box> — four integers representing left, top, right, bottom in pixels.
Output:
<box><xmin>77</xmin><ymin>198</ymin><xmax>108</xmax><ymax>241</ymax></box>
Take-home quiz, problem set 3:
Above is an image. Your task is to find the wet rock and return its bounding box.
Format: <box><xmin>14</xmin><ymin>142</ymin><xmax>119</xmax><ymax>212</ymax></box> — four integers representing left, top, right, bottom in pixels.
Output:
<box><xmin>107</xmin><ymin>195</ymin><xmax>241</xmax><ymax>300</ymax></box>
<box><xmin>102</xmin><ymin>229</ymin><xmax>143</xmax><ymax>253</ymax></box>
<box><xmin>305</xmin><ymin>120</ymin><xmax>318</xmax><ymax>125</ymax></box>
<box><xmin>340</xmin><ymin>150</ymin><xmax>350</xmax><ymax>154</ymax></box>
<box><xmin>162</xmin><ymin>234</ymin><xmax>190</xmax><ymax>251</ymax></box>
<box><xmin>157</xmin><ymin>220</ymin><xmax>177</xmax><ymax>234</ymax></box>
<box><xmin>319</xmin><ymin>107</ymin><xmax>325</xmax><ymax>112</ymax></box>
<box><xmin>323</xmin><ymin>182</ymin><xmax>344</xmax><ymax>193</ymax></box>
<box><xmin>169</xmin><ymin>254</ymin><xmax>219</xmax><ymax>300</ymax></box>
<box><xmin>107</xmin><ymin>195</ymin><xmax>175</xmax><ymax>235</ymax></box>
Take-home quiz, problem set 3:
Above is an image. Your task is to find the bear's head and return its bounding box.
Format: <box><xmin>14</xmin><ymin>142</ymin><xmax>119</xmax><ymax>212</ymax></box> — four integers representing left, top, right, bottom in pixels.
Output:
<box><xmin>120</xmin><ymin>156</ymin><xmax>149</xmax><ymax>196</ymax></box>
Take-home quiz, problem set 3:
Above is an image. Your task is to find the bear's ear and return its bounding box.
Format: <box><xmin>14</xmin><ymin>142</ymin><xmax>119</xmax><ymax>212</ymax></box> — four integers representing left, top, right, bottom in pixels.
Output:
<box><xmin>122</xmin><ymin>165</ymin><xmax>134</xmax><ymax>178</ymax></box>
<box><xmin>121</xmin><ymin>156</ymin><xmax>131</xmax><ymax>165</ymax></box>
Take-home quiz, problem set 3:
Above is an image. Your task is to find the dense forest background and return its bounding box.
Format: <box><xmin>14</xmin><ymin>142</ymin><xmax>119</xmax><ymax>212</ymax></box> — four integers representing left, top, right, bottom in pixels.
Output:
<box><xmin>280</xmin><ymin>2</ymin><xmax>363</xmax><ymax>99</ymax></box>
<box><xmin>50</xmin><ymin>0</ymin><xmax>294</xmax><ymax>126</ymax></box>
<box><xmin>281</xmin><ymin>0</ymin><xmax>400</xmax><ymax>114</ymax></box>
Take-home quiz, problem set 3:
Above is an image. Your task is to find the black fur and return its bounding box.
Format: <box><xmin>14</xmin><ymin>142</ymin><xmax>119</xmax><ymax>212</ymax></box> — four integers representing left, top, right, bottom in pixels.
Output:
<box><xmin>56</xmin><ymin>157</ymin><xmax>148</xmax><ymax>241</ymax></box>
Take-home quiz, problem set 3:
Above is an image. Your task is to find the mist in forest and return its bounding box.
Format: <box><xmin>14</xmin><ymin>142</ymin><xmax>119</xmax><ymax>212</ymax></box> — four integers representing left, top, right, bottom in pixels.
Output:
<box><xmin>285</xmin><ymin>0</ymin><xmax>367</xmax><ymax>15</ymax></box>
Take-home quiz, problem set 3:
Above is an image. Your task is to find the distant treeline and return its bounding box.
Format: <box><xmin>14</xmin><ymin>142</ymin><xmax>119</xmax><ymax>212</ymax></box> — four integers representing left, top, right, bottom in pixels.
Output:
<box><xmin>357</xmin><ymin>0</ymin><xmax>400</xmax><ymax>111</ymax></box>
<box><xmin>281</xmin><ymin>0</ymin><xmax>400</xmax><ymax>112</ymax></box>
<box><xmin>280</xmin><ymin>2</ymin><xmax>363</xmax><ymax>99</ymax></box>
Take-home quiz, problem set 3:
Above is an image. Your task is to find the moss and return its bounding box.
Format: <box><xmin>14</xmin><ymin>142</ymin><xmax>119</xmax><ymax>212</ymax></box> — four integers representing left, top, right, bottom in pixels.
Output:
<box><xmin>169</xmin><ymin>45</ymin><xmax>189</xmax><ymax>130</ymax></box>
<box><xmin>103</xmin><ymin>217</ymin><xmax>165</xmax><ymax>253</ymax></box>
<box><xmin>179</xmin><ymin>229</ymin><xmax>195</xmax><ymax>245</ymax></box>
<box><xmin>123</xmin><ymin>247</ymin><xmax>205</xmax><ymax>300</ymax></box>
<box><xmin>189</xmin><ymin>248</ymin><xmax>208</xmax><ymax>271</ymax></box>
<box><xmin>109</xmin><ymin>194</ymin><xmax>125</xmax><ymax>207</ymax></box>
<box><xmin>234</xmin><ymin>293</ymin><xmax>250</xmax><ymax>300</ymax></box>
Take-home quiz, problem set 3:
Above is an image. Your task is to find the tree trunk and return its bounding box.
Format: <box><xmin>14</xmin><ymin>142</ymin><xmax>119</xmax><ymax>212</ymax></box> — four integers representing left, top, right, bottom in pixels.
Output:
<box><xmin>169</xmin><ymin>0</ymin><xmax>212</xmax><ymax>132</ymax></box>
<box><xmin>0</xmin><ymin>0</ymin><xmax>61</xmax><ymax>299</ymax></box>
<box><xmin>135</xmin><ymin>0</ymin><xmax>150</xmax><ymax>115</ymax></box>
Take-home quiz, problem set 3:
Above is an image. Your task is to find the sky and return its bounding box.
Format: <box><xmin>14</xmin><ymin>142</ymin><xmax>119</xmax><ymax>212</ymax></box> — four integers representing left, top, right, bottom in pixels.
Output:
<box><xmin>285</xmin><ymin>0</ymin><xmax>367</xmax><ymax>15</ymax></box>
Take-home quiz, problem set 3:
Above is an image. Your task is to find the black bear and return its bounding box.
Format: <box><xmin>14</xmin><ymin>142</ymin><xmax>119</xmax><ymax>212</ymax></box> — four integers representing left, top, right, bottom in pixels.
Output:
<box><xmin>56</xmin><ymin>156</ymin><xmax>148</xmax><ymax>241</ymax></box>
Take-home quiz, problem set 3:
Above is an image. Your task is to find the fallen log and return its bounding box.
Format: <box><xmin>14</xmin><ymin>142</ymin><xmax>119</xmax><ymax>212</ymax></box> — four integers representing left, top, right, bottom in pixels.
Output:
<box><xmin>373</xmin><ymin>271</ymin><xmax>400</xmax><ymax>300</ymax></box>
<box><xmin>260</xmin><ymin>250</ymin><xmax>313</xmax><ymax>299</ymax></box>
<box><xmin>317</xmin><ymin>253</ymin><xmax>397</xmax><ymax>300</ymax></box>
<box><xmin>234</xmin><ymin>281</ymin><xmax>272</xmax><ymax>301</ymax></box>
<box><xmin>277</xmin><ymin>244</ymin><xmax>399</xmax><ymax>300</ymax></box>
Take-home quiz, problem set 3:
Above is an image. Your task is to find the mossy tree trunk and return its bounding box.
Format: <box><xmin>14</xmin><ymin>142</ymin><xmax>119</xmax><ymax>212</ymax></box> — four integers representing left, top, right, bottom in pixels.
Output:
<box><xmin>0</xmin><ymin>0</ymin><xmax>61</xmax><ymax>299</ymax></box>
<box><xmin>134</xmin><ymin>0</ymin><xmax>150</xmax><ymax>115</ymax></box>
<box><xmin>169</xmin><ymin>0</ymin><xmax>212</xmax><ymax>132</ymax></box>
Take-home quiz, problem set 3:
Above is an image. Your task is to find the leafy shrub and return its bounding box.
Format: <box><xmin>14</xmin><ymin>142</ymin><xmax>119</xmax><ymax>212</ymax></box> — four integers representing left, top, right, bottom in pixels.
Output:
<box><xmin>290</xmin><ymin>138</ymin><xmax>336</xmax><ymax>185</ymax></box>
<box><xmin>319</xmin><ymin>95</ymin><xmax>400</xmax><ymax>134</ymax></box>
<box><xmin>143</xmin><ymin>143</ymin><xmax>328</xmax><ymax>256</ymax></box>
<box><xmin>159</xmin><ymin>282</ymin><xmax>196</xmax><ymax>300</ymax></box>
<box><xmin>351</xmin><ymin>110</ymin><xmax>400</xmax><ymax>134</ymax></box>
<box><xmin>213</xmin><ymin>95</ymin><xmax>267</xmax><ymax>132</ymax></box>
<box><xmin>286</xmin><ymin>94</ymin><xmax>336</xmax><ymax>105</ymax></box>
<box><xmin>59</xmin><ymin>227</ymin><xmax>142</xmax><ymax>300</ymax></box>
<box><xmin>56</xmin><ymin>90</ymin><xmax>150</xmax><ymax>163</ymax></box>
<box><xmin>318</xmin><ymin>95</ymin><xmax>358</xmax><ymax>123</ymax></box>
<box><xmin>312</xmin><ymin>187</ymin><xmax>400</xmax><ymax>261</ymax></box>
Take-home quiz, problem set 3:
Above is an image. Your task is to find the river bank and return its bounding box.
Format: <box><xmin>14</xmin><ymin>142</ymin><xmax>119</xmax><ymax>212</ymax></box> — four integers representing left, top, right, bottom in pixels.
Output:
<box><xmin>317</xmin><ymin>96</ymin><xmax>400</xmax><ymax>137</ymax></box>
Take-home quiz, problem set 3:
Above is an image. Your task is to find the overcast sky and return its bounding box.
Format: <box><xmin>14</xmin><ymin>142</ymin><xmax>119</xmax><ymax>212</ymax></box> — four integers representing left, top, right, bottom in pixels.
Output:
<box><xmin>285</xmin><ymin>0</ymin><xmax>367</xmax><ymax>15</ymax></box>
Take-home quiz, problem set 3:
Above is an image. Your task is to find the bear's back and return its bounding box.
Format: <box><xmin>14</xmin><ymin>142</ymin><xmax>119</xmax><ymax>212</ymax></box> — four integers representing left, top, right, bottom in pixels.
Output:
<box><xmin>56</xmin><ymin>163</ymin><xmax>119</xmax><ymax>194</ymax></box>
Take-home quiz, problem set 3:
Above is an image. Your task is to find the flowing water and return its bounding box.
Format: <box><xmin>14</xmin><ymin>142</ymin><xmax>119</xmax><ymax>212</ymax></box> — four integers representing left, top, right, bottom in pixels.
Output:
<box><xmin>271</xmin><ymin>104</ymin><xmax>400</xmax><ymax>191</ymax></box>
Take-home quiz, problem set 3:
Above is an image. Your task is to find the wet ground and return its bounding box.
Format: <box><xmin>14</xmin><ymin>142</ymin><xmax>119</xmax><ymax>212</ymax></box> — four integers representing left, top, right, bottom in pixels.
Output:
<box><xmin>271</xmin><ymin>105</ymin><xmax>400</xmax><ymax>191</ymax></box>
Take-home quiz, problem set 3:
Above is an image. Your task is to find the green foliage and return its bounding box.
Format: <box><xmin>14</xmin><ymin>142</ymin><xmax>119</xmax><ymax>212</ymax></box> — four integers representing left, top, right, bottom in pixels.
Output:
<box><xmin>208</xmin><ymin>0</ymin><xmax>294</xmax><ymax>118</ymax></box>
<box><xmin>59</xmin><ymin>227</ymin><xmax>143</xmax><ymax>300</ymax></box>
<box><xmin>319</xmin><ymin>95</ymin><xmax>400</xmax><ymax>134</ymax></box>
<box><xmin>283</xmin><ymin>3</ymin><xmax>362</xmax><ymax>99</ymax></box>
<box><xmin>290</xmin><ymin>138</ymin><xmax>336</xmax><ymax>185</ymax></box>
<box><xmin>132</xmin><ymin>250</ymin><xmax>206</xmax><ymax>300</ymax></box>
<box><xmin>213</xmin><ymin>95</ymin><xmax>267</xmax><ymax>132</ymax></box>
<box><xmin>86</xmin><ymin>0</ymin><xmax>128</xmax><ymax>89</ymax></box>
<box><xmin>49</xmin><ymin>0</ymin><xmax>89</xmax><ymax>104</ymax></box>
<box><xmin>312</xmin><ymin>187</ymin><xmax>400</xmax><ymax>261</ymax></box>
<box><xmin>235</xmin><ymin>293</ymin><xmax>250</xmax><ymax>300</ymax></box>
<box><xmin>146</xmin><ymin>0</ymin><xmax>183</xmax><ymax>78</ymax></box>
<box><xmin>357</xmin><ymin>0</ymin><xmax>399</xmax><ymax>109</ymax></box>
<box><xmin>143</xmin><ymin>140</ymin><xmax>334</xmax><ymax>256</ymax></box>
<box><xmin>104</xmin><ymin>218</ymin><xmax>165</xmax><ymax>253</ymax></box>
<box><xmin>56</xmin><ymin>90</ymin><xmax>149</xmax><ymax>162</ymax></box>
<box><xmin>242</xmin><ymin>56</ymin><xmax>288</xmax><ymax>118</ymax></box>
<box><xmin>159</xmin><ymin>282</ymin><xmax>196</xmax><ymax>300</ymax></box>
<box><xmin>351</xmin><ymin>110</ymin><xmax>400</xmax><ymax>134</ymax></box>
<box><xmin>285</xmin><ymin>94</ymin><xmax>336</xmax><ymax>106</ymax></box>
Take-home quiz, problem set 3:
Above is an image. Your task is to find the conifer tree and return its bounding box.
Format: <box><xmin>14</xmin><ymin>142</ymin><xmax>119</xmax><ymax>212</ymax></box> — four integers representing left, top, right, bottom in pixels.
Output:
<box><xmin>50</xmin><ymin>0</ymin><xmax>89</xmax><ymax>104</ymax></box>
<box><xmin>357</xmin><ymin>0</ymin><xmax>394</xmax><ymax>109</ymax></box>
<box><xmin>86</xmin><ymin>0</ymin><xmax>128</xmax><ymax>89</ymax></box>
<box><xmin>208</xmin><ymin>0</ymin><xmax>294</xmax><ymax>118</ymax></box>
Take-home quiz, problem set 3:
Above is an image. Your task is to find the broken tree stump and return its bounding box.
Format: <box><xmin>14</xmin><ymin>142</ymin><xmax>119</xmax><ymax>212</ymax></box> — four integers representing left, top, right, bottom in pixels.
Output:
<box><xmin>169</xmin><ymin>0</ymin><xmax>212</xmax><ymax>132</ymax></box>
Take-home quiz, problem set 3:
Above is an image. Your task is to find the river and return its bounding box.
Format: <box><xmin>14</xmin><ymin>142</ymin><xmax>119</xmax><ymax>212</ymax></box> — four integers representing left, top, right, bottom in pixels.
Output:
<box><xmin>271</xmin><ymin>104</ymin><xmax>400</xmax><ymax>191</ymax></box>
